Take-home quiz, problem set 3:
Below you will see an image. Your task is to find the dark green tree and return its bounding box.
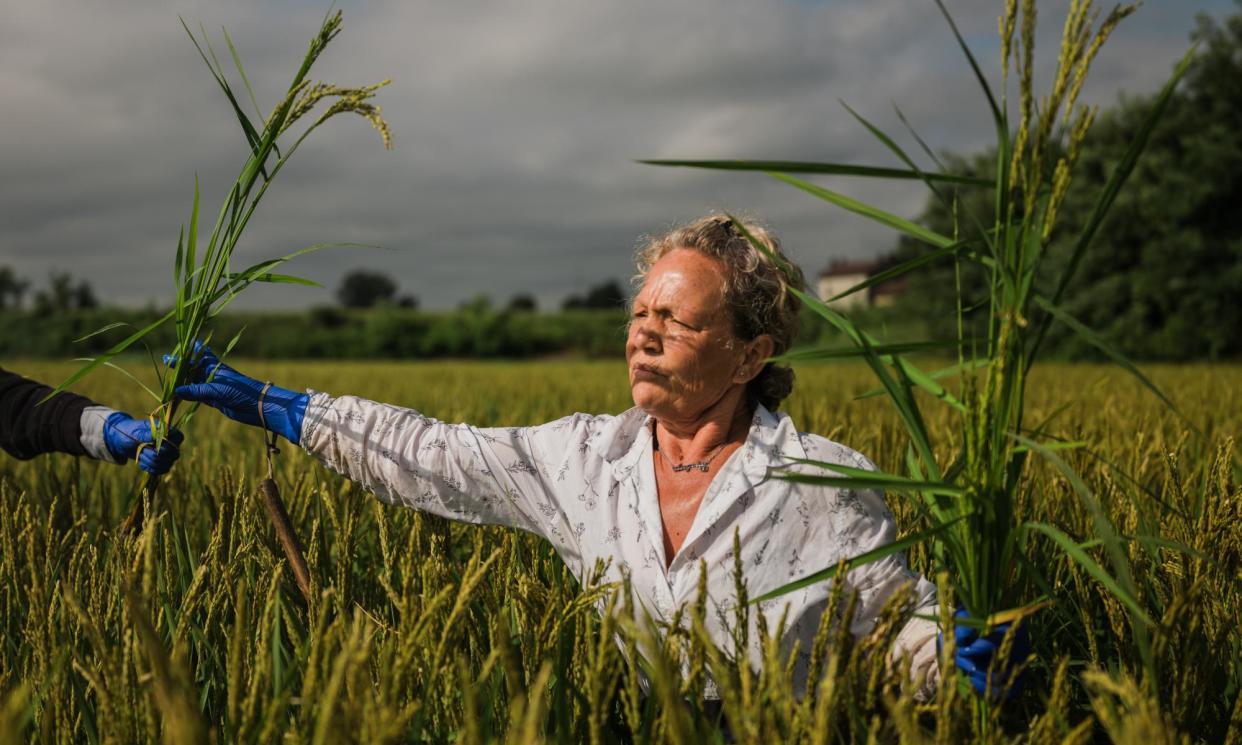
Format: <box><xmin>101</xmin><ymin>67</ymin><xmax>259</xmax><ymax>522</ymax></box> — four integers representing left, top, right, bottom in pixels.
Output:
<box><xmin>32</xmin><ymin>272</ymin><xmax>97</xmax><ymax>314</ymax></box>
<box><xmin>891</xmin><ymin>5</ymin><xmax>1242</xmax><ymax>360</ymax></box>
<box><xmin>564</xmin><ymin>279</ymin><xmax>626</xmax><ymax>310</ymax></box>
<box><xmin>0</xmin><ymin>267</ymin><xmax>29</xmax><ymax>311</ymax></box>
<box><xmin>337</xmin><ymin>269</ymin><xmax>398</xmax><ymax>309</ymax></box>
<box><xmin>507</xmin><ymin>294</ymin><xmax>537</xmax><ymax>312</ymax></box>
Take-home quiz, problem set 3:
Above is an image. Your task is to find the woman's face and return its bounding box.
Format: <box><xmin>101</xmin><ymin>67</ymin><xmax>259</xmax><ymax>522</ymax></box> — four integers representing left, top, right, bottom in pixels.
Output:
<box><xmin>626</xmin><ymin>248</ymin><xmax>770</xmax><ymax>423</ymax></box>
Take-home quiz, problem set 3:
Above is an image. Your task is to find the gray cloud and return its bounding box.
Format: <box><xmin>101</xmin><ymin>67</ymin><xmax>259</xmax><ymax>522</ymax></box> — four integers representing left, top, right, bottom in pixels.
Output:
<box><xmin>0</xmin><ymin>0</ymin><xmax>1230</xmax><ymax>310</ymax></box>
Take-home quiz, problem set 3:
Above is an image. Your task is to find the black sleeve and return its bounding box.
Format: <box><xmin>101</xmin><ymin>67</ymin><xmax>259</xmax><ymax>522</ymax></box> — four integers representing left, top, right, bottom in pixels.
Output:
<box><xmin>0</xmin><ymin>366</ymin><xmax>96</xmax><ymax>460</ymax></box>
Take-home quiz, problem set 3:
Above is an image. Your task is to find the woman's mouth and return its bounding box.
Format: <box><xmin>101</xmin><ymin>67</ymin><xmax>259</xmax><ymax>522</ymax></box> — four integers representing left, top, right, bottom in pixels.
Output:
<box><xmin>631</xmin><ymin>363</ymin><xmax>665</xmax><ymax>381</ymax></box>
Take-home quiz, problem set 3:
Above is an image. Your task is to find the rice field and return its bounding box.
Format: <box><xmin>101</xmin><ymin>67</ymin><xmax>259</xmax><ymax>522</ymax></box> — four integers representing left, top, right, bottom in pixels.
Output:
<box><xmin>0</xmin><ymin>359</ymin><xmax>1239</xmax><ymax>743</ymax></box>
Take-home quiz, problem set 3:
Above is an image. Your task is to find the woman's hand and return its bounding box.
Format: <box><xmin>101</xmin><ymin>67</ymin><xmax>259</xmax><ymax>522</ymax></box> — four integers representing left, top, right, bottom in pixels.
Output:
<box><xmin>166</xmin><ymin>343</ymin><xmax>308</xmax><ymax>445</ymax></box>
<box><xmin>102</xmin><ymin>413</ymin><xmax>184</xmax><ymax>475</ymax></box>
<box><xmin>940</xmin><ymin>609</ymin><xmax>1031</xmax><ymax>699</ymax></box>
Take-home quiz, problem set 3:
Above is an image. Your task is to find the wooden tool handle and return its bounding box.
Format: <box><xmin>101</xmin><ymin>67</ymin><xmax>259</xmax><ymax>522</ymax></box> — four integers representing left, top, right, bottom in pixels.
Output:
<box><xmin>259</xmin><ymin>477</ymin><xmax>312</xmax><ymax>603</ymax></box>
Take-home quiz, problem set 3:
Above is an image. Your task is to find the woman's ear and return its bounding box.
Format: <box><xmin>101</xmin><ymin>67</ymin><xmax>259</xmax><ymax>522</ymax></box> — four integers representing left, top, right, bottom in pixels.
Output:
<box><xmin>735</xmin><ymin>334</ymin><xmax>775</xmax><ymax>384</ymax></box>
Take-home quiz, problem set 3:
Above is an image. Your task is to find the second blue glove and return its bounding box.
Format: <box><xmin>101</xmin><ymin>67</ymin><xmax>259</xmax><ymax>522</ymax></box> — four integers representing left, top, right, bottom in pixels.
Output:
<box><xmin>166</xmin><ymin>343</ymin><xmax>308</xmax><ymax>445</ymax></box>
<box><xmin>102</xmin><ymin>412</ymin><xmax>184</xmax><ymax>475</ymax></box>
<box><xmin>939</xmin><ymin>608</ymin><xmax>1031</xmax><ymax>699</ymax></box>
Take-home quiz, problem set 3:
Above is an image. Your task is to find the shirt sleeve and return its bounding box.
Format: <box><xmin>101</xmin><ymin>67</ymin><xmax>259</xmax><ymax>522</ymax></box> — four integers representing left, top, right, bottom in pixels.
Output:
<box><xmin>0</xmin><ymin>366</ymin><xmax>95</xmax><ymax>460</ymax></box>
<box><xmin>79</xmin><ymin>405</ymin><xmax>122</xmax><ymax>463</ymax></box>
<box><xmin>298</xmin><ymin>391</ymin><xmax>596</xmax><ymax>563</ymax></box>
<box><xmin>803</xmin><ymin>437</ymin><xmax>941</xmax><ymax>696</ymax></box>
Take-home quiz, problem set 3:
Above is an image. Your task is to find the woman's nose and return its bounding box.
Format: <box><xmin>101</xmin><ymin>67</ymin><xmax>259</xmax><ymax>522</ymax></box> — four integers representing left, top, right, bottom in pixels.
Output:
<box><xmin>630</xmin><ymin>318</ymin><xmax>661</xmax><ymax>350</ymax></box>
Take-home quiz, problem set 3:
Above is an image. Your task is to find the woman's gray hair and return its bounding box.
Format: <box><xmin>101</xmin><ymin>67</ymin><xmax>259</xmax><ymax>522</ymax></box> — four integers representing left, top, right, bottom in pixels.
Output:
<box><xmin>634</xmin><ymin>214</ymin><xmax>805</xmax><ymax>411</ymax></box>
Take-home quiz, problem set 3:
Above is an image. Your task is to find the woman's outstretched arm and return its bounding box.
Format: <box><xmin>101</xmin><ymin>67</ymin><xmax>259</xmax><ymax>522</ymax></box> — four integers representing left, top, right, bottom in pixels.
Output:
<box><xmin>173</xmin><ymin>345</ymin><xmax>595</xmax><ymax>563</ymax></box>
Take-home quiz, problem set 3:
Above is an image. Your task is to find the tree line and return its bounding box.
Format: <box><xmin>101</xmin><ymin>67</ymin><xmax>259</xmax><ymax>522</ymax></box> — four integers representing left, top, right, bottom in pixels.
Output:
<box><xmin>886</xmin><ymin>5</ymin><xmax>1241</xmax><ymax>360</ymax></box>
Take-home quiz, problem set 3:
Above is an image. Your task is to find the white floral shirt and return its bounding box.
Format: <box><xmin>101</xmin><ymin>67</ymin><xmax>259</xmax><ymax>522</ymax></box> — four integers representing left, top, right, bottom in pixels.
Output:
<box><xmin>300</xmin><ymin>393</ymin><xmax>940</xmax><ymax>695</ymax></box>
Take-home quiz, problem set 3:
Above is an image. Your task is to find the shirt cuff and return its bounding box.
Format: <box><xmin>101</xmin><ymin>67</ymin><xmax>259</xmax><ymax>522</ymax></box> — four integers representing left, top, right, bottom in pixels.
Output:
<box><xmin>299</xmin><ymin>390</ymin><xmax>335</xmax><ymax>452</ymax></box>
<box><xmin>79</xmin><ymin>406</ymin><xmax>121</xmax><ymax>463</ymax></box>
<box><xmin>893</xmin><ymin>613</ymin><xmax>940</xmax><ymax>702</ymax></box>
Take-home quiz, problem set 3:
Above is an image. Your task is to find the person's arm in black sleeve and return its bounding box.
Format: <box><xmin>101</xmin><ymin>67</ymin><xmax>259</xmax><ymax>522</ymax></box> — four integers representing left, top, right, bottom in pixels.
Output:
<box><xmin>0</xmin><ymin>366</ymin><xmax>96</xmax><ymax>460</ymax></box>
<box><xmin>0</xmin><ymin>366</ymin><xmax>184</xmax><ymax>475</ymax></box>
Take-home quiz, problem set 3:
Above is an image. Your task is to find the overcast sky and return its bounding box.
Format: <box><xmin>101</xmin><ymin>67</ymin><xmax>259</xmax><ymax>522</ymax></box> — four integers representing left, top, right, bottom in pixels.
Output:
<box><xmin>0</xmin><ymin>0</ymin><xmax>1231</xmax><ymax>310</ymax></box>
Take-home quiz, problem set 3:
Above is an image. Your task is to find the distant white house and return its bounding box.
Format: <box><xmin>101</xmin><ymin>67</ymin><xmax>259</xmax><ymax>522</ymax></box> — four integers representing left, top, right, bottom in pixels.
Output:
<box><xmin>817</xmin><ymin>259</ymin><xmax>907</xmax><ymax>310</ymax></box>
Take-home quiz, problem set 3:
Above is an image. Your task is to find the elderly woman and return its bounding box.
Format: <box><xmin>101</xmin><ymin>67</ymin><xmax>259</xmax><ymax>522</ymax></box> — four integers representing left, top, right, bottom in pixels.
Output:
<box><xmin>175</xmin><ymin>214</ymin><xmax>945</xmax><ymax>696</ymax></box>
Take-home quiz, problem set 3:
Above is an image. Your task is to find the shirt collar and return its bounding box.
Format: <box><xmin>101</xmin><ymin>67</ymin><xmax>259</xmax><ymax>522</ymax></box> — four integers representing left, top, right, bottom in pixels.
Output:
<box><xmin>589</xmin><ymin>402</ymin><xmax>808</xmax><ymax>481</ymax></box>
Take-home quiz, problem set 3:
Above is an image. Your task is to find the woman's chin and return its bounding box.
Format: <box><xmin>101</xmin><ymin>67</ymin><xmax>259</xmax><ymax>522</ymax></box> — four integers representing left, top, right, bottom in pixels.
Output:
<box><xmin>629</xmin><ymin>383</ymin><xmax>668</xmax><ymax>414</ymax></box>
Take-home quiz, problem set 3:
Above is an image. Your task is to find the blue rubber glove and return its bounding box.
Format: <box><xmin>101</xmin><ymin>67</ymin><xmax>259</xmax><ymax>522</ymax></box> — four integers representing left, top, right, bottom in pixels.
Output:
<box><xmin>102</xmin><ymin>413</ymin><xmax>184</xmax><ymax>475</ymax></box>
<box><xmin>166</xmin><ymin>343</ymin><xmax>308</xmax><ymax>445</ymax></box>
<box><xmin>939</xmin><ymin>608</ymin><xmax>1031</xmax><ymax>699</ymax></box>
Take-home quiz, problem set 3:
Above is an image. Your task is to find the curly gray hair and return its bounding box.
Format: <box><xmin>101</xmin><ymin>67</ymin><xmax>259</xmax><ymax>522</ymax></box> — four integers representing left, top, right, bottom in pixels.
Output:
<box><xmin>634</xmin><ymin>214</ymin><xmax>805</xmax><ymax>411</ymax></box>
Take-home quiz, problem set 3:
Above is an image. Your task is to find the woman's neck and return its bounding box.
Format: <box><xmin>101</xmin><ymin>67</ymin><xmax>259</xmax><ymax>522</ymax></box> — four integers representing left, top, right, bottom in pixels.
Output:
<box><xmin>654</xmin><ymin>390</ymin><xmax>752</xmax><ymax>464</ymax></box>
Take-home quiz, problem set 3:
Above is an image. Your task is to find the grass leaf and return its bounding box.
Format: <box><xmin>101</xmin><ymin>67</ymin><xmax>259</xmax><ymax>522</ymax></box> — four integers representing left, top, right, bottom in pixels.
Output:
<box><xmin>752</xmin><ymin>517</ymin><xmax>965</xmax><ymax>604</ymax></box>
<box><xmin>769</xmin><ymin>172</ymin><xmax>955</xmax><ymax>249</ymax></box>
<box><xmin>1025</xmin><ymin>522</ymin><xmax>1153</xmax><ymax>627</ymax></box>
<box><xmin>1028</xmin><ymin>46</ymin><xmax>1197</xmax><ymax>365</ymax></box>
<box><xmin>638</xmin><ymin>159</ymin><xmax>990</xmax><ymax>186</ymax></box>
<box><xmin>1034</xmin><ymin>295</ymin><xmax>1179</xmax><ymax>415</ymax></box>
<box><xmin>39</xmin><ymin>310</ymin><xmax>176</xmax><ymax>405</ymax></box>
<box><xmin>73</xmin><ymin>322</ymin><xmax>132</xmax><ymax>344</ymax></box>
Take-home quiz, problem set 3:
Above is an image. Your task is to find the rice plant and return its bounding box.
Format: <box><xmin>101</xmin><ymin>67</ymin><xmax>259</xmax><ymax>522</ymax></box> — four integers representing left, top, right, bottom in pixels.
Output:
<box><xmin>645</xmin><ymin>0</ymin><xmax>1206</xmax><ymax>711</ymax></box>
<box><xmin>1</xmin><ymin>360</ymin><xmax>1239</xmax><ymax>741</ymax></box>
<box><xmin>43</xmin><ymin>10</ymin><xmax>391</xmax><ymax>534</ymax></box>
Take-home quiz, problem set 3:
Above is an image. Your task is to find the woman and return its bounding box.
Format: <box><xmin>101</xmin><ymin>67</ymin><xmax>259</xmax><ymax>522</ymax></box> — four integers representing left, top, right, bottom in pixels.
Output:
<box><xmin>176</xmin><ymin>215</ymin><xmax>958</xmax><ymax>696</ymax></box>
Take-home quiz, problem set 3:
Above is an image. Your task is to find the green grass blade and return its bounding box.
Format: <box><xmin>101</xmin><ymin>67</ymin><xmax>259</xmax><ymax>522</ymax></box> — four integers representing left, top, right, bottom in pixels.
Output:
<box><xmin>1025</xmin><ymin>522</ymin><xmax>1153</xmax><ymax>627</ymax></box>
<box><xmin>1050</xmin><ymin>46</ymin><xmax>1194</xmax><ymax>308</ymax></box>
<box><xmin>1010</xmin><ymin>440</ymin><xmax>1086</xmax><ymax>454</ymax></box>
<box><xmin>222</xmin><ymin>27</ymin><xmax>265</xmax><ymax>125</ymax></box>
<box><xmin>638</xmin><ymin>159</ymin><xmax>990</xmax><ymax>186</ymax></box>
<box><xmin>854</xmin><ymin>358</ymin><xmax>987</xmax><ymax>400</ymax></box>
<box><xmin>822</xmin><ymin>241</ymin><xmax>964</xmax><ymax>303</ymax></box>
<box><xmin>85</xmin><ymin>360</ymin><xmax>163</xmax><ymax>403</ymax></box>
<box><xmin>892</xmin><ymin>355</ymin><xmax>967</xmax><ymax>412</ymax></box>
<box><xmin>773</xmin><ymin>341</ymin><xmax>954</xmax><ymax>363</ymax></box>
<box><xmin>201</xmin><ymin>24</ymin><xmax>268</xmax><ymax>166</ymax></box>
<box><xmin>772</xmin><ymin>471</ymin><xmax>964</xmax><ymax>497</ymax></box>
<box><xmin>207</xmin><ymin>242</ymin><xmax>373</xmax><ymax>311</ymax></box>
<box><xmin>224</xmin><ymin>272</ymin><xmax>323</xmax><ymax>288</ymax></box>
<box><xmin>1017</xmin><ymin>432</ymin><xmax>1157</xmax><ymax>676</ymax></box>
<box><xmin>773</xmin><ymin>458</ymin><xmax>963</xmax><ymax>496</ymax></box>
<box><xmin>174</xmin><ymin>226</ymin><xmax>185</xmax><ymax>320</ymax></box>
<box><xmin>845</xmin><ymin>98</ymin><xmax>995</xmax><ymax>254</ymax></box>
<box><xmin>932</xmin><ymin>0</ymin><xmax>1002</xmax><ymax>127</ymax></box>
<box><xmin>1034</xmin><ymin>295</ymin><xmax>1179</xmax><ymax>414</ymax></box>
<box><xmin>39</xmin><ymin>310</ymin><xmax>176</xmax><ymax>404</ymax></box>
<box><xmin>789</xmin><ymin>285</ymin><xmax>941</xmax><ymax>476</ymax></box>
<box><xmin>73</xmin><ymin>322</ymin><xmax>132</xmax><ymax>344</ymax></box>
<box><xmin>180</xmin><ymin>18</ymin><xmax>273</xmax><ymax>183</ymax></box>
<box><xmin>1076</xmin><ymin>534</ymin><xmax>1210</xmax><ymax>564</ymax></box>
<box><xmin>1028</xmin><ymin>46</ymin><xmax>1196</xmax><ymax>366</ymax></box>
<box><xmin>752</xmin><ymin>517</ymin><xmax>965</xmax><ymax>604</ymax></box>
<box><xmin>769</xmin><ymin>172</ymin><xmax>955</xmax><ymax>249</ymax></box>
<box><xmin>892</xmin><ymin>104</ymin><xmax>947</xmax><ymax>172</ymax></box>
<box><xmin>186</xmin><ymin>177</ymin><xmax>200</xmax><ymax>298</ymax></box>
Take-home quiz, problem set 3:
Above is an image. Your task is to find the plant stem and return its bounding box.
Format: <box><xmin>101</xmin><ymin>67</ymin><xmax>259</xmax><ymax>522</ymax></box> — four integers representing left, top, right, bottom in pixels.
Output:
<box><xmin>118</xmin><ymin>472</ymin><xmax>159</xmax><ymax>536</ymax></box>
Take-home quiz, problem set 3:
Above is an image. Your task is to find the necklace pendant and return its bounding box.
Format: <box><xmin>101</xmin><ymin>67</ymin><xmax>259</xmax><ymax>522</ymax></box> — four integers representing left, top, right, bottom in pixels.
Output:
<box><xmin>671</xmin><ymin>462</ymin><xmax>710</xmax><ymax>473</ymax></box>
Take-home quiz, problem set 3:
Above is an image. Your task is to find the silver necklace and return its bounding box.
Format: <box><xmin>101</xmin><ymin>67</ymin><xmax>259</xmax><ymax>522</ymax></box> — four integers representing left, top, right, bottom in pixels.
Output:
<box><xmin>659</xmin><ymin>441</ymin><xmax>729</xmax><ymax>473</ymax></box>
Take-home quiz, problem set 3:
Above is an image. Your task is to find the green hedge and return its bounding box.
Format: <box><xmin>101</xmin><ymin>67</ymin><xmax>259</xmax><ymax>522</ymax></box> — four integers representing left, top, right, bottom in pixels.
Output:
<box><xmin>0</xmin><ymin>308</ymin><xmax>630</xmax><ymax>360</ymax></box>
